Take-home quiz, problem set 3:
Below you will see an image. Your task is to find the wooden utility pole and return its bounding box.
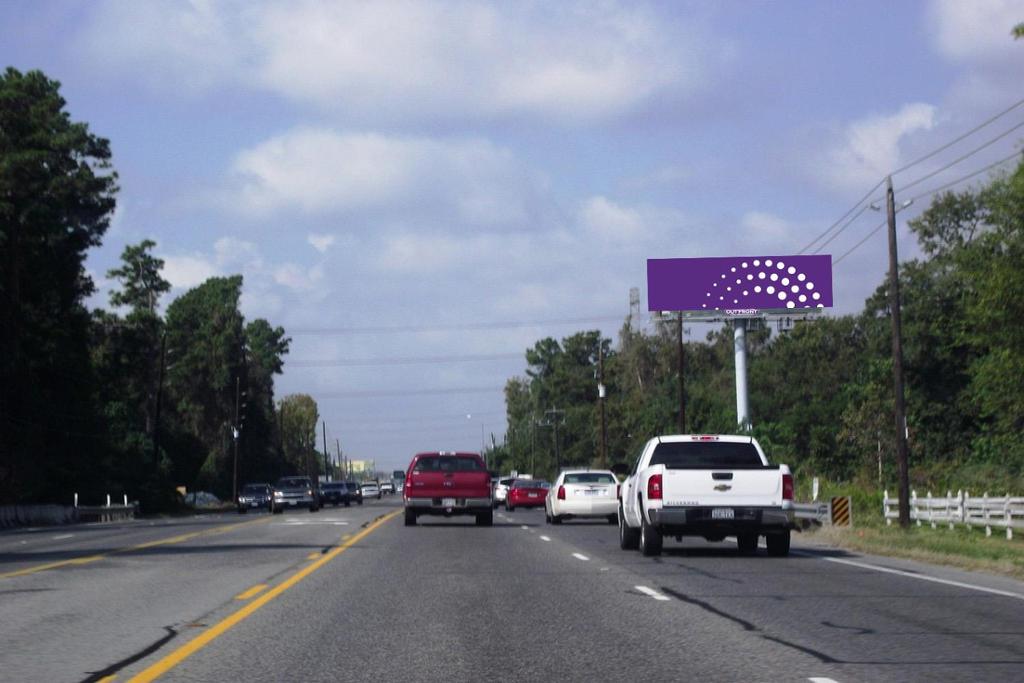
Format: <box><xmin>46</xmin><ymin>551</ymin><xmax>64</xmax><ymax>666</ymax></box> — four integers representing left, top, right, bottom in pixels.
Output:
<box><xmin>677</xmin><ymin>315</ymin><xmax>686</xmax><ymax>433</ymax></box>
<box><xmin>322</xmin><ymin>420</ymin><xmax>328</xmax><ymax>482</ymax></box>
<box><xmin>598</xmin><ymin>344</ymin><xmax>607</xmax><ymax>468</ymax></box>
<box><xmin>886</xmin><ymin>176</ymin><xmax>911</xmax><ymax>528</ymax></box>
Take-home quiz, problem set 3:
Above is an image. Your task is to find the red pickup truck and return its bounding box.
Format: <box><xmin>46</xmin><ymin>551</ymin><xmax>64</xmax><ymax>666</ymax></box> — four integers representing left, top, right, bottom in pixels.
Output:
<box><xmin>403</xmin><ymin>451</ymin><xmax>493</xmax><ymax>526</ymax></box>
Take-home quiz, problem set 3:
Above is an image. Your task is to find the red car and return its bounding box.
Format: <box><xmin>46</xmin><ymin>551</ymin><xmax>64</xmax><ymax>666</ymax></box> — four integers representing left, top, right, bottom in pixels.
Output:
<box><xmin>505</xmin><ymin>479</ymin><xmax>550</xmax><ymax>511</ymax></box>
<box><xmin>403</xmin><ymin>451</ymin><xmax>493</xmax><ymax>526</ymax></box>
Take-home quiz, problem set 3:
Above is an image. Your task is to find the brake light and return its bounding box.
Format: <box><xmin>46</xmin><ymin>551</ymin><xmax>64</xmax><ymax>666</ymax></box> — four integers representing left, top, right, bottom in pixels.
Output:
<box><xmin>782</xmin><ymin>473</ymin><xmax>794</xmax><ymax>501</ymax></box>
<box><xmin>647</xmin><ymin>474</ymin><xmax>663</xmax><ymax>500</ymax></box>
<box><xmin>557</xmin><ymin>485</ymin><xmax>565</xmax><ymax>500</ymax></box>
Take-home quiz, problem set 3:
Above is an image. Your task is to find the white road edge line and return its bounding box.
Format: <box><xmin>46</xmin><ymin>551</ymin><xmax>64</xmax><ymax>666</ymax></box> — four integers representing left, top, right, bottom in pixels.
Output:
<box><xmin>795</xmin><ymin>551</ymin><xmax>1024</xmax><ymax>600</ymax></box>
<box><xmin>572</xmin><ymin>553</ymin><xmax>589</xmax><ymax>561</ymax></box>
<box><xmin>808</xmin><ymin>678</ymin><xmax>840</xmax><ymax>683</ymax></box>
<box><xmin>635</xmin><ymin>585</ymin><xmax>671</xmax><ymax>601</ymax></box>
<box><xmin>53</xmin><ymin>534</ymin><xmax>74</xmax><ymax>540</ymax></box>
<box><xmin>539</xmin><ymin>535</ymin><xmax>551</xmax><ymax>542</ymax></box>
<box><xmin>520</xmin><ymin>525</ymin><xmax>529</xmax><ymax>530</ymax></box>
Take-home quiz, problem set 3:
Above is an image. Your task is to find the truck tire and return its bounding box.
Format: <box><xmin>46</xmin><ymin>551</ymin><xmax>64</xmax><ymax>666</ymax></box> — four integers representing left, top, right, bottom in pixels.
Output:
<box><xmin>404</xmin><ymin>509</ymin><xmax>417</xmax><ymax>526</ymax></box>
<box><xmin>619</xmin><ymin>504</ymin><xmax>640</xmax><ymax>550</ymax></box>
<box><xmin>766</xmin><ymin>530</ymin><xmax>791</xmax><ymax>557</ymax></box>
<box><xmin>737</xmin><ymin>533</ymin><xmax>758</xmax><ymax>555</ymax></box>
<box><xmin>639</xmin><ymin>513</ymin><xmax>663</xmax><ymax>556</ymax></box>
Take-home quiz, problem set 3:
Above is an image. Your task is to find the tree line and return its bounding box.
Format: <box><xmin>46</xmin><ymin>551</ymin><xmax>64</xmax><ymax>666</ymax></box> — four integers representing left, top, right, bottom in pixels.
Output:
<box><xmin>0</xmin><ymin>68</ymin><xmax>323</xmax><ymax>509</ymax></box>
<box><xmin>494</xmin><ymin>158</ymin><xmax>1024</xmax><ymax>494</ymax></box>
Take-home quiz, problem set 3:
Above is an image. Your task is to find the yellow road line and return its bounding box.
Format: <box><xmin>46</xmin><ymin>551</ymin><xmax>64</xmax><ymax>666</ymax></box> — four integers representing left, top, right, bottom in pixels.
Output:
<box><xmin>129</xmin><ymin>511</ymin><xmax>400</xmax><ymax>683</ymax></box>
<box><xmin>98</xmin><ymin>675</ymin><xmax>117</xmax><ymax>683</ymax></box>
<box><xmin>306</xmin><ymin>552</ymin><xmax>320</xmax><ymax>560</ymax></box>
<box><xmin>234</xmin><ymin>584</ymin><xmax>268</xmax><ymax>601</ymax></box>
<box><xmin>0</xmin><ymin>517</ymin><xmax>272</xmax><ymax>580</ymax></box>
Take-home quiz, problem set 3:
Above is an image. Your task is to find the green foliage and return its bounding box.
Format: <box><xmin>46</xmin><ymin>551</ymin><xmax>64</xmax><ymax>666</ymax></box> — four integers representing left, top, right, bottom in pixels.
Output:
<box><xmin>0</xmin><ymin>68</ymin><xmax>117</xmax><ymax>503</ymax></box>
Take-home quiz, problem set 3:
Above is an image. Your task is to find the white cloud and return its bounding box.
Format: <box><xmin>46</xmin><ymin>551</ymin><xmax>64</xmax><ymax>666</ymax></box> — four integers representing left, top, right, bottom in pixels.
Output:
<box><xmin>273</xmin><ymin>262</ymin><xmax>325</xmax><ymax>292</ymax></box>
<box><xmin>160</xmin><ymin>254</ymin><xmax>221</xmax><ymax>289</ymax></box>
<box><xmin>818</xmin><ymin>103</ymin><xmax>937</xmax><ymax>192</ymax></box>
<box><xmin>580</xmin><ymin>196</ymin><xmax>648</xmax><ymax>242</ymax></box>
<box><xmin>213</xmin><ymin>236</ymin><xmax>261</xmax><ymax>268</ymax></box>
<box><xmin>225</xmin><ymin>128</ymin><xmax>533</xmax><ymax>223</ymax></box>
<box><xmin>80</xmin><ymin>0</ymin><xmax>724</xmax><ymax>122</ymax></box>
<box><xmin>740</xmin><ymin>211</ymin><xmax>796</xmax><ymax>250</ymax></box>
<box><xmin>307</xmin><ymin>233</ymin><xmax>336</xmax><ymax>253</ymax></box>
<box><xmin>928</xmin><ymin>0</ymin><xmax>1023</xmax><ymax>63</ymax></box>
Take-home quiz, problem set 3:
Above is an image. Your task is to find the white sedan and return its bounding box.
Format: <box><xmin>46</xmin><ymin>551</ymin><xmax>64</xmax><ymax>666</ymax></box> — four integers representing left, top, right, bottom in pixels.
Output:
<box><xmin>545</xmin><ymin>469</ymin><xmax>619</xmax><ymax>525</ymax></box>
<box><xmin>361</xmin><ymin>482</ymin><xmax>381</xmax><ymax>499</ymax></box>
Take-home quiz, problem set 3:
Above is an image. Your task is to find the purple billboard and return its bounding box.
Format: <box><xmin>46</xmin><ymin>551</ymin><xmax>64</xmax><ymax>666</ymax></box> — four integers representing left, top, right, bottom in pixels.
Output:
<box><xmin>647</xmin><ymin>255</ymin><xmax>833</xmax><ymax>313</ymax></box>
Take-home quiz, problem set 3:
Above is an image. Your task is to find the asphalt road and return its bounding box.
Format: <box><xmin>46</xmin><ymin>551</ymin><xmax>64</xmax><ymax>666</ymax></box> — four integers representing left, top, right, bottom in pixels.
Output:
<box><xmin>1</xmin><ymin>498</ymin><xmax>1022</xmax><ymax>682</ymax></box>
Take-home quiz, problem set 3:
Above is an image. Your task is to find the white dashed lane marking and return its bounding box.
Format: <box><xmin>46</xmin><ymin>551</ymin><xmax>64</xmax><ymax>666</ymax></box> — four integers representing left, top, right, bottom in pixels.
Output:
<box><xmin>539</xmin><ymin>535</ymin><xmax>551</xmax><ymax>542</ymax></box>
<box><xmin>572</xmin><ymin>553</ymin><xmax>589</xmax><ymax>561</ymax></box>
<box><xmin>635</xmin><ymin>585</ymin><xmax>671</xmax><ymax>601</ymax></box>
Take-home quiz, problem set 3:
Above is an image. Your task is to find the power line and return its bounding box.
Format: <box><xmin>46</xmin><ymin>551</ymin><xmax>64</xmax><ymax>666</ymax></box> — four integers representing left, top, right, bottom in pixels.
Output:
<box><xmin>896</xmin><ymin>118</ymin><xmax>1024</xmax><ymax>194</ymax></box>
<box><xmin>833</xmin><ymin>151</ymin><xmax>1023</xmax><ymax>266</ymax></box>
<box><xmin>800</xmin><ymin>97</ymin><xmax>1024</xmax><ymax>255</ymax></box>
<box><xmin>287</xmin><ymin>352</ymin><xmax>522</xmax><ymax>368</ymax></box>
<box><xmin>316</xmin><ymin>386</ymin><xmax>501</xmax><ymax>399</ymax></box>
<box><xmin>288</xmin><ymin>315</ymin><xmax>624</xmax><ymax>336</ymax></box>
<box><xmin>891</xmin><ymin>95</ymin><xmax>1024</xmax><ymax>176</ymax></box>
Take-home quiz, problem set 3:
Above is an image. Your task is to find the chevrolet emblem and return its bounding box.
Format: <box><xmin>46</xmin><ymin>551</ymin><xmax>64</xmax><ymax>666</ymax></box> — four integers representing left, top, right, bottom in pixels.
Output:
<box><xmin>713</xmin><ymin>484</ymin><xmax>732</xmax><ymax>492</ymax></box>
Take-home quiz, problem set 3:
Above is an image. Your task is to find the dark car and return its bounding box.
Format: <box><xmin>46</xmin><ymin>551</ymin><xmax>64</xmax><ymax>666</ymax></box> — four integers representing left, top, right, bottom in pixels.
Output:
<box><xmin>237</xmin><ymin>483</ymin><xmax>272</xmax><ymax>513</ymax></box>
<box><xmin>320</xmin><ymin>481</ymin><xmax>354</xmax><ymax>507</ymax></box>
<box><xmin>344</xmin><ymin>481</ymin><xmax>363</xmax><ymax>505</ymax></box>
<box><xmin>271</xmin><ymin>476</ymin><xmax>320</xmax><ymax>513</ymax></box>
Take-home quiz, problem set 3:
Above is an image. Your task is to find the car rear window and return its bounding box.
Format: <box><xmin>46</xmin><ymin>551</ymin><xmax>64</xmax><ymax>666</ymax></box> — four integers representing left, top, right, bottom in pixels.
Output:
<box><xmin>277</xmin><ymin>477</ymin><xmax>311</xmax><ymax>487</ymax></box>
<box><xmin>564</xmin><ymin>473</ymin><xmax>616</xmax><ymax>484</ymax></box>
<box><xmin>413</xmin><ymin>456</ymin><xmax>485</xmax><ymax>472</ymax></box>
<box><xmin>241</xmin><ymin>485</ymin><xmax>266</xmax><ymax>494</ymax></box>
<box><xmin>649</xmin><ymin>441</ymin><xmax>765</xmax><ymax>469</ymax></box>
<box><xmin>512</xmin><ymin>479</ymin><xmax>548</xmax><ymax>488</ymax></box>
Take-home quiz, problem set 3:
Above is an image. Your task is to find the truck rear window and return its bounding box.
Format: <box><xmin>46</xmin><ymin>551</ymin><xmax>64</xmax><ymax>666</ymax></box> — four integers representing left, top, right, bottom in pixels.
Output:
<box><xmin>413</xmin><ymin>456</ymin><xmax>484</xmax><ymax>472</ymax></box>
<box><xmin>649</xmin><ymin>441</ymin><xmax>765</xmax><ymax>469</ymax></box>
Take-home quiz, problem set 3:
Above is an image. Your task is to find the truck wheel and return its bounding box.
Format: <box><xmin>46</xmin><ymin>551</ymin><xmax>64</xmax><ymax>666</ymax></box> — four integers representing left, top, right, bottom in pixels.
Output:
<box><xmin>737</xmin><ymin>533</ymin><xmax>758</xmax><ymax>555</ymax></box>
<box><xmin>475</xmin><ymin>510</ymin><xmax>493</xmax><ymax>527</ymax></box>
<box><xmin>618</xmin><ymin>504</ymin><xmax>640</xmax><ymax>550</ymax></box>
<box><xmin>766</xmin><ymin>530</ymin><xmax>791</xmax><ymax>557</ymax></box>
<box><xmin>640</xmin><ymin>514</ymin><xmax>663</xmax><ymax>556</ymax></box>
<box><xmin>404</xmin><ymin>509</ymin><xmax>417</xmax><ymax>526</ymax></box>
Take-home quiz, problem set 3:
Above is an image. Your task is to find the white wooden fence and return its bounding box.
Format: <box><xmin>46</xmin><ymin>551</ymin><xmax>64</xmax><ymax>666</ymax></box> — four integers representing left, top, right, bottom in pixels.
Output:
<box><xmin>883</xmin><ymin>489</ymin><xmax>1024</xmax><ymax>540</ymax></box>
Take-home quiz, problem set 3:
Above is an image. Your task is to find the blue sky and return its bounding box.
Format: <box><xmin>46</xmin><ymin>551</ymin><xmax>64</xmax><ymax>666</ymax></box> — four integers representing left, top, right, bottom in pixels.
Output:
<box><xmin>2</xmin><ymin>0</ymin><xmax>1022</xmax><ymax>471</ymax></box>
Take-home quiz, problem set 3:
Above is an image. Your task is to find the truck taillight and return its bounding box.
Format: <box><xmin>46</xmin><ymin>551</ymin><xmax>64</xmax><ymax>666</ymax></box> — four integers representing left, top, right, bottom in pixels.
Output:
<box><xmin>782</xmin><ymin>473</ymin><xmax>793</xmax><ymax>501</ymax></box>
<box><xmin>557</xmin><ymin>485</ymin><xmax>565</xmax><ymax>500</ymax></box>
<box><xmin>647</xmin><ymin>474</ymin><xmax>663</xmax><ymax>500</ymax></box>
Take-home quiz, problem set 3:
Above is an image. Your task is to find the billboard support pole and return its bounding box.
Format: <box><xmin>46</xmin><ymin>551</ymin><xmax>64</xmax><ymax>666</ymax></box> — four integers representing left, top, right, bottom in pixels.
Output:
<box><xmin>734</xmin><ymin>319</ymin><xmax>750</xmax><ymax>430</ymax></box>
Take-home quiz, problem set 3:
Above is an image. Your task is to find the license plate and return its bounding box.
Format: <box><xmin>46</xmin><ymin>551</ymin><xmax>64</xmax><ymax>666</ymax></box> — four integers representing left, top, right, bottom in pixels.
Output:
<box><xmin>442</xmin><ymin>498</ymin><xmax>456</xmax><ymax>507</ymax></box>
<box><xmin>528</xmin><ymin>493</ymin><xmax>538</xmax><ymax>498</ymax></box>
<box><xmin>583</xmin><ymin>489</ymin><xmax>598</xmax><ymax>496</ymax></box>
<box><xmin>711</xmin><ymin>508</ymin><xmax>734</xmax><ymax>519</ymax></box>
<box><xmin>289</xmin><ymin>501</ymin><xmax>297</xmax><ymax>506</ymax></box>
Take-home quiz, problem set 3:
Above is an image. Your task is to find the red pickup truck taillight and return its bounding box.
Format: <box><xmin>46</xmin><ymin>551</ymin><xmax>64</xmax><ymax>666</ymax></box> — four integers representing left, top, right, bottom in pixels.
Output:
<box><xmin>782</xmin><ymin>473</ymin><xmax>794</xmax><ymax>501</ymax></box>
<box><xmin>647</xmin><ymin>474</ymin><xmax>663</xmax><ymax>500</ymax></box>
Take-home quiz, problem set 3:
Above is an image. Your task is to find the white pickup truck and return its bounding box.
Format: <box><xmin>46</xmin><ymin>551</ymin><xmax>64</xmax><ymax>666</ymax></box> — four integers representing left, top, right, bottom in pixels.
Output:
<box><xmin>615</xmin><ymin>434</ymin><xmax>795</xmax><ymax>557</ymax></box>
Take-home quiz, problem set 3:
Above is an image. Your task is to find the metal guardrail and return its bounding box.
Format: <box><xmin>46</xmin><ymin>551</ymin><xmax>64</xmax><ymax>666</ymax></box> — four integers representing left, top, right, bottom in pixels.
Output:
<box><xmin>883</xmin><ymin>489</ymin><xmax>1024</xmax><ymax>540</ymax></box>
<box><xmin>793</xmin><ymin>501</ymin><xmax>831</xmax><ymax>527</ymax></box>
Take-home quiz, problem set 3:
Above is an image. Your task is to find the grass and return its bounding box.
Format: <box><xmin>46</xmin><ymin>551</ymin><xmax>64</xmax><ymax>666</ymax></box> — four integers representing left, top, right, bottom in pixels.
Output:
<box><xmin>803</xmin><ymin>522</ymin><xmax>1024</xmax><ymax>580</ymax></box>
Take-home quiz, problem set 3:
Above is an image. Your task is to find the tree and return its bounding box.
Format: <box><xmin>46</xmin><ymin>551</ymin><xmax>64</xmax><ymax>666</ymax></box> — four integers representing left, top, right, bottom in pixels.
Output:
<box><xmin>0</xmin><ymin>68</ymin><xmax>118</xmax><ymax>502</ymax></box>
<box><xmin>106</xmin><ymin>239</ymin><xmax>170</xmax><ymax>314</ymax></box>
<box><xmin>278</xmin><ymin>394</ymin><xmax>320</xmax><ymax>478</ymax></box>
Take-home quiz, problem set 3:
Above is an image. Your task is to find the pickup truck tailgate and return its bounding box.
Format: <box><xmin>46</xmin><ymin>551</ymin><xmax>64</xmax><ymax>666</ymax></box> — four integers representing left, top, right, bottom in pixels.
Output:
<box><xmin>662</xmin><ymin>469</ymin><xmax>783</xmax><ymax>507</ymax></box>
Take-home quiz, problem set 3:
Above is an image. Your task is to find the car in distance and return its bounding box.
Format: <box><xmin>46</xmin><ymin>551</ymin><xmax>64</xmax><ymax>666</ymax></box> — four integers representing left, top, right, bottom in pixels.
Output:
<box><xmin>545</xmin><ymin>469</ymin><xmax>618</xmax><ymax>525</ymax></box>
<box><xmin>345</xmin><ymin>481</ymin><xmax>363</xmax><ymax>504</ymax></box>
<box><xmin>616</xmin><ymin>434</ymin><xmax>795</xmax><ymax>557</ymax></box>
<box><xmin>403</xmin><ymin>451</ymin><xmax>493</xmax><ymax>526</ymax></box>
<box><xmin>380</xmin><ymin>481</ymin><xmax>395</xmax><ymax>495</ymax></box>
<box><xmin>491</xmin><ymin>477</ymin><xmax>514</xmax><ymax>508</ymax></box>
<box><xmin>237</xmin><ymin>483</ymin><xmax>272</xmax><ymax>513</ymax></box>
<box><xmin>320</xmin><ymin>481</ymin><xmax>354</xmax><ymax>507</ymax></box>
<box><xmin>271</xmin><ymin>476</ymin><xmax>320</xmax><ymax>513</ymax></box>
<box><xmin>361</xmin><ymin>481</ymin><xmax>381</xmax><ymax>499</ymax></box>
<box><xmin>505</xmin><ymin>479</ymin><xmax>549</xmax><ymax>512</ymax></box>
